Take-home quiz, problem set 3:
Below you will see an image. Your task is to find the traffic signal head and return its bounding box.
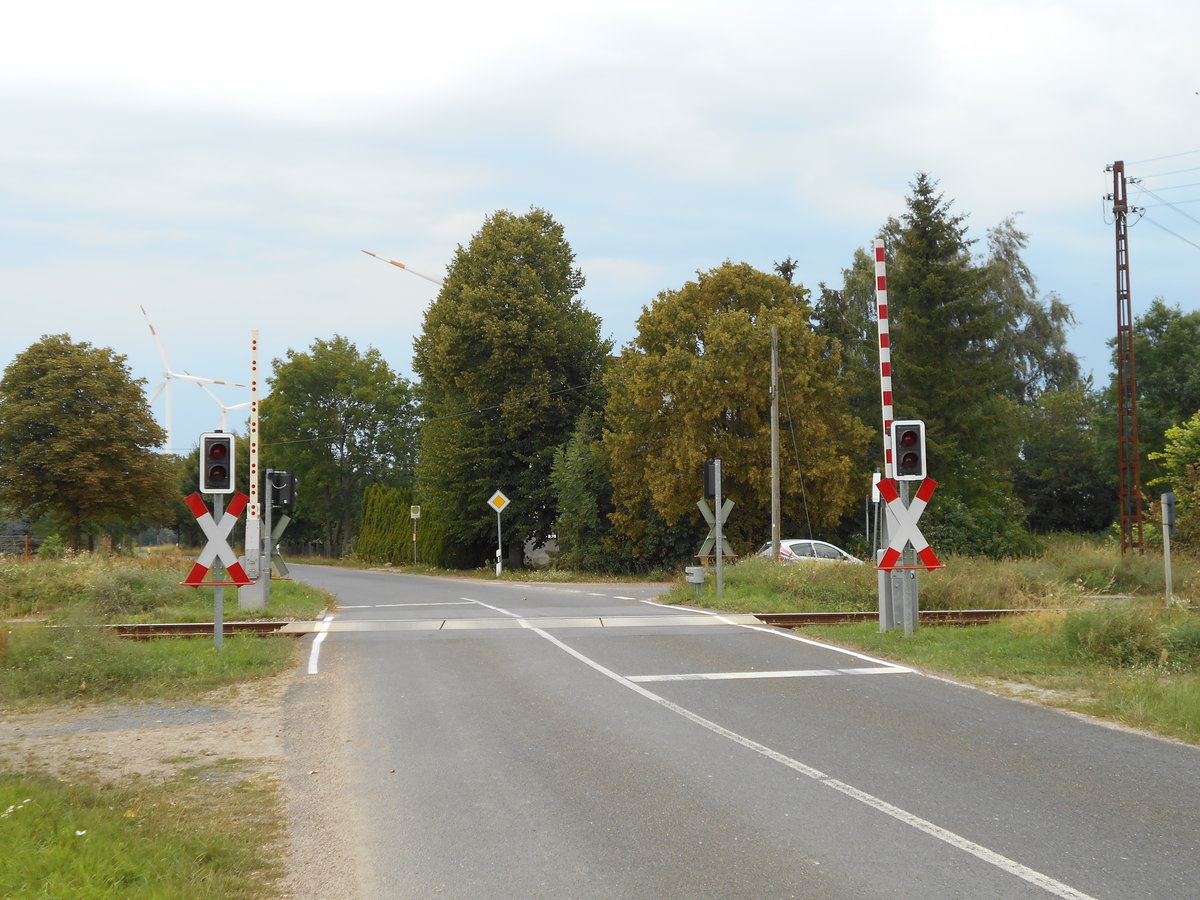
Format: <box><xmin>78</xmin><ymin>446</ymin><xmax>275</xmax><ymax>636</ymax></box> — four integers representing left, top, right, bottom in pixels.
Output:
<box><xmin>269</xmin><ymin>470</ymin><xmax>296</xmax><ymax>513</ymax></box>
<box><xmin>199</xmin><ymin>432</ymin><xmax>234</xmax><ymax>494</ymax></box>
<box><xmin>890</xmin><ymin>420</ymin><xmax>926</xmax><ymax>481</ymax></box>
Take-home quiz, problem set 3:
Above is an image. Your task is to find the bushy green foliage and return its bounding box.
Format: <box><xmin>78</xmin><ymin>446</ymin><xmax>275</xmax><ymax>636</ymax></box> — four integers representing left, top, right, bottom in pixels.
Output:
<box><xmin>921</xmin><ymin>486</ymin><xmax>1043</xmax><ymax>559</ymax></box>
<box><xmin>355</xmin><ymin>484</ymin><xmax>415</xmax><ymax>565</ymax></box>
<box><xmin>1063</xmin><ymin>603</ymin><xmax>1200</xmax><ymax>669</ymax></box>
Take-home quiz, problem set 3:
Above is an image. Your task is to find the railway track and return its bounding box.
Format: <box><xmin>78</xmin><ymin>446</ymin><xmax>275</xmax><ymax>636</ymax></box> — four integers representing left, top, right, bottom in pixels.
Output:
<box><xmin>96</xmin><ymin>608</ymin><xmax>1034</xmax><ymax>639</ymax></box>
<box><xmin>754</xmin><ymin>608</ymin><xmax>1040</xmax><ymax>628</ymax></box>
<box><xmin>102</xmin><ymin>621</ymin><xmax>295</xmax><ymax>639</ymax></box>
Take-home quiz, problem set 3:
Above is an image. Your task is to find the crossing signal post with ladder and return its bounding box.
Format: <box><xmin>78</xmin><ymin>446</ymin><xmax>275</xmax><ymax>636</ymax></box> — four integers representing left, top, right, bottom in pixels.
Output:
<box><xmin>873</xmin><ymin>239</ymin><xmax>942</xmax><ymax>634</ymax></box>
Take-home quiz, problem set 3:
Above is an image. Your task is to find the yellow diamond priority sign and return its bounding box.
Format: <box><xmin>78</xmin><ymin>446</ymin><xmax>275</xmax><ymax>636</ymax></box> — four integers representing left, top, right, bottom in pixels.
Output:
<box><xmin>487</xmin><ymin>490</ymin><xmax>510</xmax><ymax>513</ymax></box>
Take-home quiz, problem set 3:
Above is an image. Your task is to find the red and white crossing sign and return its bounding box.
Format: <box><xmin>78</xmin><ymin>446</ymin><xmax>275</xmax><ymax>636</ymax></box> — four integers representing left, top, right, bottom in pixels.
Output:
<box><xmin>876</xmin><ymin>477</ymin><xmax>943</xmax><ymax>571</ymax></box>
<box><xmin>182</xmin><ymin>492</ymin><xmax>252</xmax><ymax>586</ymax></box>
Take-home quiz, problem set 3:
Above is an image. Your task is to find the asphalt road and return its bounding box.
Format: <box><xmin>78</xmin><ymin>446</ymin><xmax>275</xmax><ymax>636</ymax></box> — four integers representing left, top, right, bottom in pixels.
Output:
<box><xmin>281</xmin><ymin>565</ymin><xmax>1200</xmax><ymax>899</ymax></box>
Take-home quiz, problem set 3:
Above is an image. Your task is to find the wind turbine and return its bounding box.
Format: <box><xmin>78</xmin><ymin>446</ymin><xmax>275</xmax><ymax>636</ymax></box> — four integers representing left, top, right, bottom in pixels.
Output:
<box><xmin>193</xmin><ymin>378</ymin><xmax>252</xmax><ymax>432</ymax></box>
<box><xmin>140</xmin><ymin>306</ymin><xmax>245</xmax><ymax>452</ymax></box>
<box><xmin>361</xmin><ymin>250</ymin><xmax>444</xmax><ymax>285</ymax></box>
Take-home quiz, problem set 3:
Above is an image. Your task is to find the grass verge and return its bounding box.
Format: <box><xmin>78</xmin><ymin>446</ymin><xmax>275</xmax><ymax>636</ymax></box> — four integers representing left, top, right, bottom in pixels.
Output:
<box><xmin>802</xmin><ymin>618</ymin><xmax>1200</xmax><ymax>745</ymax></box>
<box><xmin>0</xmin><ymin>629</ymin><xmax>297</xmax><ymax>708</ymax></box>
<box><xmin>0</xmin><ymin>760</ymin><xmax>281</xmax><ymax>899</ymax></box>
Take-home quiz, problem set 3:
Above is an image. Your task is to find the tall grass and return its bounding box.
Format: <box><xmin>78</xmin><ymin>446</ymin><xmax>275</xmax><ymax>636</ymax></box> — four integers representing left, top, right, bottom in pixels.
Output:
<box><xmin>1</xmin><ymin>626</ymin><xmax>297</xmax><ymax>706</ymax></box>
<box><xmin>668</xmin><ymin>534</ymin><xmax>1199</xmax><ymax>613</ymax></box>
<box><xmin>0</xmin><ymin>552</ymin><xmax>333</xmax><ymax>623</ymax></box>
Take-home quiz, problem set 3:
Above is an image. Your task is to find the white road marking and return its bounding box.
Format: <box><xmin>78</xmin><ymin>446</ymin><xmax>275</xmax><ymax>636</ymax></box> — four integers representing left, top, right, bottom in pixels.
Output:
<box><xmin>628</xmin><ymin>666</ymin><xmax>911</xmax><ymax>682</ymax></box>
<box><xmin>639</xmin><ymin>599</ymin><xmax>914</xmax><ymax>672</ymax></box>
<box><xmin>375</xmin><ymin>601</ymin><xmax>476</xmax><ymax>608</ymax></box>
<box><xmin>306</xmin><ymin>614</ymin><xmax>335</xmax><ymax>675</ymax></box>
<box><xmin>461</xmin><ymin>597</ymin><xmax>522</xmax><ymax>618</ymax></box>
<box><xmin>613</xmin><ymin>596</ymin><xmax>637</xmax><ymax>600</ymax></box>
<box><xmin>500</xmin><ymin>604</ymin><xmax>1097</xmax><ymax>900</ymax></box>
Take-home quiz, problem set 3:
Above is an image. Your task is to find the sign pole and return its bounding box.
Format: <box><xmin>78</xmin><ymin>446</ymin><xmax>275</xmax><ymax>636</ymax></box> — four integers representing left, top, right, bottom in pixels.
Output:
<box><xmin>714</xmin><ymin>458</ymin><xmax>724</xmax><ymax>601</ymax></box>
<box><xmin>487</xmin><ymin>491</ymin><xmax>509</xmax><ymax>577</ymax></box>
<box><xmin>212</xmin><ymin>493</ymin><xmax>224</xmax><ymax>651</ymax></box>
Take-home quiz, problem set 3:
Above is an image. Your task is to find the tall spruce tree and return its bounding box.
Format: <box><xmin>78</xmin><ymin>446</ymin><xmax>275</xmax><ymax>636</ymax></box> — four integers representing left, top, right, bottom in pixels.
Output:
<box><xmin>412</xmin><ymin>208</ymin><xmax>611</xmax><ymax>568</ymax></box>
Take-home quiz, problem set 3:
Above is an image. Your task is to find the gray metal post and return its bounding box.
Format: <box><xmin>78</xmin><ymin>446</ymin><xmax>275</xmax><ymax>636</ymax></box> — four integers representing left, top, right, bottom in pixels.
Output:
<box><xmin>770</xmin><ymin>326</ymin><xmax>780</xmax><ymax>562</ymax></box>
<box><xmin>899</xmin><ymin>480</ymin><xmax>918</xmax><ymax>634</ymax></box>
<box><xmin>212</xmin><ymin>493</ymin><xmax>224</xmax><ymax>651</ymax></box>
<box><xmin>262</xmin><ymin>470</ymin><xmax>275</xmax><ymax>608</ymax></box>
<box><xmin>714</xmin><ymin>458</ymin><xmax>724</xmax><ymax>601</ymax></box>
<box><xmin>1162</xmin><ymin>493</ymin><xmax>1174</xmax><ymax>606</ymax></box>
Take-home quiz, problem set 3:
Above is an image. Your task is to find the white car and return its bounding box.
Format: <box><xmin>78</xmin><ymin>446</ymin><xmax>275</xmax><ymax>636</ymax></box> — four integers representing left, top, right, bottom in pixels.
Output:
<box><xmin>757</xmin><ymin>539</ymin><xmax>864</xmax><ymax>564</ymax></box>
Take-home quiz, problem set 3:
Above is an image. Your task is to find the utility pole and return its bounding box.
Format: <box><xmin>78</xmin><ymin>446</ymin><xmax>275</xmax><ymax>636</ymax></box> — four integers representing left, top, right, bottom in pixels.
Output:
<box><xmin>1108</xmin><ymin>160</ymin><xmax>1145</xmax><ymax>554</ymax></box>
<box><xmin>770</xmin><ymin>325</ymin><xmax>781</xmax><ymax>561</ymax></box>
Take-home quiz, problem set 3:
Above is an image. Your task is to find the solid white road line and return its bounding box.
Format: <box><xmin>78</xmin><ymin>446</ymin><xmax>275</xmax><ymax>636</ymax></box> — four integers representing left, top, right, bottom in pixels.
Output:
<box><xmin>375</xmin><ymin>601</ymin><xmax>476</xmax><ymax>608</ymax></box>
<box><xmin>504</xmin><ymin>605</ymin><xmax>1096</xmax><ymax>900</ymax></box>
<box><xmin>640</xmin><ymin>598</ymin><xmax>915</xmax><ymax>672</ymax></box>
<box><xmin>306</xmin><ymin>614</ymin><xmax>335</xmax><ymax>675</ymax></box>
<box><xmin>627</xmin><ymin>665</ymin><xmax>911</xmax><ymax>682</ymax></box>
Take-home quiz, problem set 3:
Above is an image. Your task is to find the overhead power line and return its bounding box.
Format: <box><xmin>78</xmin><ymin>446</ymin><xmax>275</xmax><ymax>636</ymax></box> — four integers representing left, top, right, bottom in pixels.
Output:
<box><xmin>1128</xmin><ymin>149</ymin><xmax>1200</xmax><ymax>166</ymax></box>
<box><xmin>1140</xmin><ymin>216</ymin><xmax>1200</xmax><ymax>252</ymax></box>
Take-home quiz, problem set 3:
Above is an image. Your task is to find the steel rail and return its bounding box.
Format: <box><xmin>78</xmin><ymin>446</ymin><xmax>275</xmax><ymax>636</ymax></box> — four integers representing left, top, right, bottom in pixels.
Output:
<box><xmin>103</xmin><ymin>621</ymin><xmax>294</xmax><ymax>639</ymax></box>
<box><xmin>754</xmin><ymin>609</ymin><xmax>1043</xmax><ymax>628</ymax></box>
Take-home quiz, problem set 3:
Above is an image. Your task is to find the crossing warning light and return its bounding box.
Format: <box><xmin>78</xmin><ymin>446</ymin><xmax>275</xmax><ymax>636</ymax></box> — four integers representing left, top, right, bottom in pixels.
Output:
<box><xmin>199</xmin><ymin>432</ymin><xmax>234</xmax><ymax>494</ymax></box>
<box><xmin>891</xmin><ymin>420</ymin><xmax>926</xmax><ymax>481</ymax></box>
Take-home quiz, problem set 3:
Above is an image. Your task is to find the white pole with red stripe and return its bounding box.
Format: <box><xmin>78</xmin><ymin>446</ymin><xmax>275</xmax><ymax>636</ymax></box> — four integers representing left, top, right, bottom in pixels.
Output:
<box><xmin>874</xmin><ymin>239</ymin><xmax>895</xmax><ymax>481</ymax></box>
<box><xmin>873</xmin><ymin>239</ymin><xmax>900</xmax><ymax>631</ymax></box>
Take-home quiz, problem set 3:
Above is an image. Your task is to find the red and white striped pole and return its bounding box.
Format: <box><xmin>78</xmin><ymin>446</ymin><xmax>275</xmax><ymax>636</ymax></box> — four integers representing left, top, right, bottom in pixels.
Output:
<box><xmin>874</xmin><ymin>239</ymin><xmax>895</xmax><ymax>480</ymax></box>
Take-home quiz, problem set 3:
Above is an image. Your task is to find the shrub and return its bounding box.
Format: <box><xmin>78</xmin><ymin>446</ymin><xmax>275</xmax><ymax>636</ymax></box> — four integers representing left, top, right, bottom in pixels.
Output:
<box><xmin>1062</xmin><ymin>604</ymin><xmax>1162</xmax><ymax>667</ymax></box>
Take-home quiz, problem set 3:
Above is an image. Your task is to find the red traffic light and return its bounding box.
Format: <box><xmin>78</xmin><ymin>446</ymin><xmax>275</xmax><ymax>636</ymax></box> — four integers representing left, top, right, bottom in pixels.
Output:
<box><xmin>199</xmin><ymin>432</ymin><xmax>235</xmax><ymax>494</ymax></box>
<box><xmin>890</xmin><ymin>420</ymin><xmax>926</xmax><ymax>481</ymax></box>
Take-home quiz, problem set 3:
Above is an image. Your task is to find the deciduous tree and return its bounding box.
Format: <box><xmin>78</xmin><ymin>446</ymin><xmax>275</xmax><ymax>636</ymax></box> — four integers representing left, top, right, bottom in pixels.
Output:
<box><xmin>603</xmin><ymin>262</ymin><xmax>871</xmax><ymax>561</ymax></box>
<box><xmin>260</xmin><ymin>336</ymin><xmax>417</xmax><ymax>557</ymax></box>
<box><xmin>0</xmin><ymin>334</ymin><xmax>176</xmax><ymax>548</ymax></box>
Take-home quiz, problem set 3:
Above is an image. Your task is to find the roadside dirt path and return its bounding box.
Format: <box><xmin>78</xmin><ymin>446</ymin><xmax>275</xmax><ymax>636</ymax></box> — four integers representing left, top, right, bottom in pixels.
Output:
<box><xmin>0</xmin><ymin>665</ymin><xmax>359</xmax><ymax>898</ymax></box>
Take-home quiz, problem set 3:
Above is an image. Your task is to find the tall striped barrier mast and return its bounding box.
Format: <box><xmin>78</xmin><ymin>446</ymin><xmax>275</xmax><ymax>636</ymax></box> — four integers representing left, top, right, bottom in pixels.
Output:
<box><xmin>874</xmin><ymin>239</ymin><xmax>901</xmax><ymax>631</ymax></box>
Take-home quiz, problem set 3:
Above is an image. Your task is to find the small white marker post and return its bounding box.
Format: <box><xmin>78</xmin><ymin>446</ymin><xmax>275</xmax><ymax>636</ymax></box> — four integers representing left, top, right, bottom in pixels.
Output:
<box><xmin>488</xmin><ymin>491</ymin><xmax>509</xmax><ymax>576</ymax></box>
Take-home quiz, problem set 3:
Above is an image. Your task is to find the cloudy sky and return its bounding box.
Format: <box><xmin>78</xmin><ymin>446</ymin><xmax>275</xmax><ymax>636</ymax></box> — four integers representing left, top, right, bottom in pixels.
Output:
<box><xmin>3</xmin><ymin>0</ymin><xmax>1198</xmax><ymax>453</ymax></box>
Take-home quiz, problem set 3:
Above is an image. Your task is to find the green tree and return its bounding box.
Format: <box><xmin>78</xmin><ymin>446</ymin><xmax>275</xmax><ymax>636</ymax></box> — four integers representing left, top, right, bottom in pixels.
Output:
<box><xmin>1014</xmin><ymin>386</ymin><xmax>1114</xmax><ymax>533</ymax></box>
<box><xmin>550</xmin><ymin>410</ymin><xmax>616</xmax><ymax>571</ymax></box>
<box><xmin>1101</xmin><ymin>299</ymin><xmax>1200</xmax><ymax>487</ymax></box>
<box><xmin>1150</xmin><ymin>411</ymin><xmax>1200</xmax><ymax>547</ymax></box>
<box><xmin>412</xmin><ymin>208</ymin><xmax>612</xmax><ymax>568</ymax></box>
<box><xmin>260</xmin><ymin>336</ymin><xmax>417</xmax><ymax>557</ymax></box>
<box><xmin>0</xmin><ymin>334</ymin><xmax>176</xmax><ymax>549</ymax></box>
<box><xmin>603</xmin><ymin>262</ymin><xmax>872</xmax><ymax>562</ymax></box>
